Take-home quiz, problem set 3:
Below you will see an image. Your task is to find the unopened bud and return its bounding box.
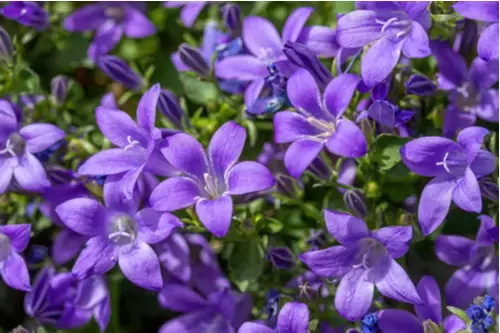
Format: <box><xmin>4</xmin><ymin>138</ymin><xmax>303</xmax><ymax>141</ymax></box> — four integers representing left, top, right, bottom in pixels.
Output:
<box><xmin>179</xmin><ymin>43</ymin><xmax>210</xmax><ymax>77</ymax></box>
<box><xmin>158</xmin><ymin>89</ymin><xmax>188</xmax><ymax>129</ymax></box>
<box><xmin>51</xmin><ymin>75</ymin><xmax>69</xmax><ymax>105</ymax></box>
<box><xmin>405</xmin><ymin>74</ymin><xmax>437</xmax><ymax>96</ymax></box>
<box><xmin>276</xmin><ymin>173</ymin><xmax>301</xmax><ymax>199</ymax></box>
<box><xmin>479</xmin><ymin>178</ymin><xmax>499</xmax><ymax>202</ymax></box>
<box><xmin>221</xmin><ymin>4</ymin><xmax>241</xmax><ymax>36</ymax></box>
<box><xmin>97</xmin><ymin>55</ymin><xmax>143</xmax><ymax>90</ymax></box>
<box><xmin>267</xmin><ymin>247</ymin><xmax>295</xmax><ymax>270</ymax></box>
<box><xmin>0</xmin><ymin>27</ymin><xmax>13</xmax><ymax>62</ymax></box>
<box><xmin>343</xmin><ymin>189</ymin><xmax>368</xmax><ymax>218</ymax></box>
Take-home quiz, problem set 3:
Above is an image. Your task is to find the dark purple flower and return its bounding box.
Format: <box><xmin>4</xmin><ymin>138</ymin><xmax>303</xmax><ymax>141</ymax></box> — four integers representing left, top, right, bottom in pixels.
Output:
<box><xmin>150</xmin><ymin>121</ymin><xmax>275</xmax><ymax>237</ymax></box>
<box><xmin>96</xmin><ymin>55</ymin><xmax>143</xmax><ymax>90</ymax></box>
<box><xmin>267</xmin><ymin>246</ymin><xmax>295</xmax><ymax>270</ymax></box>
<box><xmin>0</xmin><ymin>223</ymin><xmax>31</xmax><ymax>291</ymax></box>
<box><xmin>164</xmin><ymin>1</ymin><xmax>206</xmax><ymax>28</ymax></box>
<box><xmin>56</xmin><ymin>179</ymin><xmax>182</xmax><ymax>291</ymax></box>
<box><xmin>435</xmin><ymin>215</ymin><xmax>498</xmax><ymax>308</ymax></box>
<box><xmin>432</xmin><ymin>42</ymin><xmax>498</xmax><ymax>137</ymax></box>
<box><xmin>25</xmin><ymin>266</ymin><xmax>110</xmax><ymax>331</ymax></box>
<box><xmin>77</xmin><ymin>84</ymin><xmax>178</xmax><ymax>200</ymax></box>
<box><xmin>51</xmin><ymin>75</ymin><xmax>70</xmax><ymax>106</ymax></box>
<box><xmin>300</xmin><ymin>209</ymin><xmax>420</xmax><ymax>320</ymax></box>
<box><xmin>400</xmin><ymin>127</ymin><xmax>496</xmax><ymax>235</ymax></box>
<box><xmin>273</xmin><ymin>69</ymin><xmax>366</xmax><ymax>178</ymax></box>
<box><xmin>1</xmin><ymin>2</ymin><xmax>49</xmax><ymax>30</ymax></box>
<box><xmin>0</xmin><ymin>26</ymin><xmax>13</xmax><ymax>62</ymax></box>
<box><xmin>453</xmin><ymin>2</ymin><xmax>499</xmax><ymax>61</ymax></box>
<box><xmin>337</xmin><ymin>2</ymin><xmax>431</xmax><ymax>86</ymax></box>
<box><xmin>64</xmin><ymin>2</ymin><xmax>155</xmax><ymax>61</ymax></box>
<box><xmin>238</xmin><ymin>301</ymin><xmax>309</xmax><ymax>333</ymax></box>
<box><xmin>0</xmin><ymin>100</ymin><xmax>65</xmax><ymax>194</ymax></box>
<box><xmin>405</xmin><ymin>74</ymin><xmax>437</xmax><ymax>96</ymax></box>
<box><xmin>367</xmin><ymin>100</ymin><xmax>414</xmax><ymax>129</ymax></box>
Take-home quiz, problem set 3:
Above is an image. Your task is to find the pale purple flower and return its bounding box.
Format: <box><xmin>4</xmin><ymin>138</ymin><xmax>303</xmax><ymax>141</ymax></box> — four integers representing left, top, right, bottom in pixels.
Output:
<box><xmin>64</xmin><ymin>2</ymin><xmax>155</xmax><ymax>61</ymax></box>
<box><xmin>56</xmin><ymin>179</ymin><xmax>183</xmax><ymax>291</ymax></box>
<box><xmin>273</xmin><ymin>68</ymin><xmax>366</xmax><ymax>178</ymax></box>
<box><xmin>300</xmin><ymin>209</ymin><xmax>421</xmax><ymax>320</ymax></box>
<box><xmin>0</xmin><ymin>223</ymin><xmax>31</xmax><ymax>291</ymax></box>
<box><xmin>164</xmin><ymin>1</ymin><xmax>206</xmax><ymax>28</ymax></box>
<box><xmin>25</xmin><ymin>266</ymin><xmax>110</xmax><ymax>331</ymax></box>
<box><xmin>0</xmin><ymin>99</ymin><xmax>65</xmax><ymax>194</ymax></box>
<box><xmin>453</xmin><ymin>1</ymin><xmax>499</xmax><ymax>61</ymax></box>
<box><xmin>432</xmin><ymin>41</ymin><xmax>498</xmax><ymax>137</ymax></box>
<box><xmin>435</xmin><ymin>215</ymin><xmax>498</xmax><ymax>308</ymax></box>
<box><xmin>400</xmin><ymin>127</ymin><xmax>496</xmax><ymax>235</ymax></box>
<box><xmin>1</xmin><ymin>2</ymin><xmax>49</xmax><ymax>30</ymax></box>
<box><xmin>238</xmin><ymin>301</ymin><xmax>309</xmax><ymax>333</ymax></box>
<box><xmin>337</xmin><ymin>2</ymin><xmax>431</xmax><ymax>86</ymax></box>
<box><xmin>150</xmin><ymin>121</ymin><xmax>275</xmax><ymax>237</ymax></box>
<box><xmin>77</xmin><ymin>84</ymin><xmax>177</xmax><ymax>200</ymax></box>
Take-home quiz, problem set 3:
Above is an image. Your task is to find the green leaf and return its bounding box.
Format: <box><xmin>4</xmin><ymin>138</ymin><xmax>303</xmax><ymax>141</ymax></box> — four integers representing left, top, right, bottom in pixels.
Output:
<box><xmin>370</xmin><ymin>134</ymin><xmax>411</xmax><ymax>171</ymax></box>
<box><xmin>179</xmin><ymin>72</ymin><xmax>218</xmax><ymax>105</ymax></box>
<box><xmin>229</xmin><ymin>240</ymin><xmax>265</xmax><ymax>291</ymax></box>
<box><xmin>447</xmin><ymin>306</ymin><xmax>470</xmax><ymax>324</ymax></box>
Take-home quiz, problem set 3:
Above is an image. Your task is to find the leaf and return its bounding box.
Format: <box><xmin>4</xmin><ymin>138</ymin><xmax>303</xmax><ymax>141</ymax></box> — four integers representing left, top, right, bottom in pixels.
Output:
<box><xmin>370</xmin><ymin>134</ymin><xmax>411</xmax><ymax>171</ymax></box>
<box><xmin>229</xmin><ymin>240</ymin><xmax>265</xmax><ymax>291</ymax></box>
<box><xmin>179</xmin><ymin>72</ymin><xmax>218</xmax><ymax>105</ymax></box>
<box><xmin>446</xmin><ymin>306</ymin><xmax>470</xmax><ymax>324</ymax></box>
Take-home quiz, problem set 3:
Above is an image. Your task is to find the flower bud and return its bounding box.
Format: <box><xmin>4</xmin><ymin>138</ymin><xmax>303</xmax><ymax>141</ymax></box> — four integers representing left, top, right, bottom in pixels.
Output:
<box><xmin>283</xmin><ymin>41</ymin><xmax>332</xmax><ymax>90</ymax></box>
<box><xmin>221</xmin><ymin>4</ymin><xmax>241</xmax><ymax>36</ymax></box>
<box><xmin>97</xmin><ymin>55</ymin><xmax>143</xmax><ymax>90</ymax></box>
<box><xmin>267</xmin><ymin>247</ymin><xmax>295</xmax><ymax>270</ymax></box>
<box><xmin>422</xmin><ymin>320</ymin><xmax>441</xmax><ymax>333</ymax></box>
<box><xmin>405</xmin><ymin>74</ymin><xmax>437</xmax><ymax>96</ymax></box>
<box><xmin>0</xmin><ymin>27</ymin><xmax>13</xmax><ymax>62</ymax></box>
<box><xmin>178</xmin><ymin>43</ymin><xmax>210</xmax><ymax>77</ymax></box>
<box><xmin>275</xmin><ymin>173</ymin><xmax>301</xmax><ymax>199</ymax></box>
<box><xmin>343</xmin><ymin>189</ymin><xmax>368</xmax><ymax>218</ymax></box>
<box><xmin>479</xmin><ymin>178</ymin><xmax>499</xmax><ymax>202</ymax></box>
<box><xmin>51</xmin><ymin>75</ymin><xmax>69</xmax><ymax>105</ymax></box>
<box><xmin>158</xmin><ymin>89</ymin><xmax>188</xmax><ymax>129</ymax></box>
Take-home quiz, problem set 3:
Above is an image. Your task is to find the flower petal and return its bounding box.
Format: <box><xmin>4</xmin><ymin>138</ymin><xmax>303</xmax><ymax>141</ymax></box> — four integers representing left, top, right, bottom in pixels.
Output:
<box><xmin>119</xmin><ymin>241</ymin><xmax>162</xmax><ymax>291</ymax></box>
<box><xmin>77</xmin><ymin>148</ymin><xmax>147</xmax><ymax>176</ymax></box>
<box><xmin>137</xmin><ymin>209</ymin><xmax>183</xmax><ymax>244</ymax></box>
<box><xmin>435</xmin><ymin>235</ymin><xmax>474</xmax><ymax>266</ymax></box>
<box><xmin>361</xmin><ymin>37</ymin><xmax>404</xmax><ymax>87</ymax></box>
<box><xmin>20</xmin><ymin>123</ymin><xmax>65</xmax><ymax>153</ymax></box>
<box><xmin>156</xmin><ymin>233</ymin><xmax>191</xmax><ymax>282</ymax></box>
<box><xmin>286</xmin><ymin>68</ymin><xmax>324</xmax><ymax>119</ymax></box>
<box><xmin>273</xmin><ymin>111</ymin><xmax>322</xmax><ymax>143</ymax></box>
<box><xmin>453</xmin><ymin>2</ymin><xmax>499</xmax><ymax>22</ymax></box>
<box><xmin>282</xmin><ymin>7</ymin><xmax>313</xmax><ymax>42</ymax></box>
<box><xmin>158</xmin><ymin>283</ymin><xmax>208</xmax><ymax>312</ymax></box>
<box><xmin>244</xmin><ymin>79</ymin><xmax>266</xmax><ymax>108</ymax></box>
<box><xmin>1</xmin><ymin>252</ymin><xmax>31</xmax><ymax>291</ymax></box>
<box><xmin>243</xmin><ymin>16</ymin><xmax>283</xmax><ymax>57</ymax></box>
<box><xmin>418</xmin><ymin>176</ymin><xmax>455</xmax><ymax>235</ymax></box>
<box><xmin>444</xmin><ymin>315</ymin><xmax>466</xmax><ymax>333</ymax></box>
<box><xmin>414</xmin><ymin>276</ymin><xmax>442</xmax><ymax>324</ymax></box>
<box><xmin>323</xmin><ymin>74</ymin><xmax>360</xmax><ymax>118</ymax></box>
<box><xmin>0</xmin><ymin>224</ymin><xmax>31</xmax><ymax>252</ymax></box>
<box><xmin>469</xmin><ymin>150</ymin><xmax>497</xmax><ymax>178</ymax></box>
<box><xmin>180</xmin><ymin>2</ymin><xmax>205</xmax><ymax>28</ymax></box>
<box><xmin>123</xmin><ymin>8</ymin><xmax>156</xmax><ymax>38</ymax></box>
<box><xmin>227</xmin><ymin>161</ymin><xmax>275</xmax><ymax>195</ymax></box>
<box><xmin>457</xmin><ymin>126</ymin><xmax>489</xmax><ymax>159</ymax></box>
<box><xmin>299</xmin><ymin>245</ymin><xmax>357</xmax><ymax>278</ymax></box>
<box><xmin>56</xmin><ymin>198</ymin><xmax>106</xmax><ymax>236</ymax></box>
<box><xmin>452</xmin><ymin>168</ymin><xmax>482</xmax><ymax>213</ymax></box>
<box><xmin>326</xmin><ymin>119</ymin><xmax>367</xmax><ymax>158</ymax></box>
<box><xmin>52</xmin><ymin>229</ymin><xmax>87</xmax><ymax>265</ymax></box>
<box><xmin>431</xmin><ymin>41</ymin><xmax>468</xmax><ymax>89</ymax></box>
<box><xmin>445</xmin><ymin>268</ymin><xmax>489</xmax><ymax>308</ymax></box>
<box><xmin>0</xmin><ymin>158</ymin><xmax>13</xmax><ymax>195</ymax></box>
<box><xmin>136</xmin><ymin>84</ymin><xmax>160</xmax><ymax>134</ymax></box>
<box><xmin>96</xmin><ymin>107</ymin><xmax>148</xmax><ymax>148</ymax></box>
<box><xmin>63</xmin><ymin>3</ymin><xmax>107</xmax><ymax>31</ymax></box>
<box><xmin>402</xmin><ymin>22</ymin><xmax>430</xmax><ymax>58</ymax></box>
<box><xmin>208</xmin><ymin>121</ymin><xmax>246</xmax><ymax>180</ymax></box>
<box><xmin>284</xmin><ymin>139</ymin><xmax>323</xmax><ymax>178</ymax></box>
<box><xmin>478</xmin><ymin>23</ymin><xmax>499</xmax><ymax>61</ymax></box>
<box><xmin>469</xmin><ymin>57</ymin><xmax>499</xmax><ymax>91</ymax></box>
<box><xmin>149</xmin><ymin>177</ymin><xmax>201</xmax><ymax>212</ymax></box>
<box><xmin>334</xmin><ymin>267</ymin><xmax>374</xmax><ymax>321</ymax></box>
<box><xmin>296</xmin><ymin>25</ymin><xmax>339</xmax><ymax>58</ymax></box>
<box><xmin>324</xmin><ymin>209</ymin><xmax>369</xmax><ymax>245</ymax></box>
<box><xmin>372</xmin><ymin>226</ymin><xmax>412</xmax><ymax>259</ymax></box>
<box><xmin>378</xmin><ymin>309</ymin><xmax>422</xmax><ymax>333</ymax></box>
<box><xmin>376</xmin><ymin>259</ymin><xmax>422</xmax><ymax>304</ymax></box>
<box><xmin>215</xmin><ymin>55</ymin><xmax>268</xmax><ymax>81</ymax></box>
<box><xmin>13</xmin><ymin>153</ymin><xmax>50</xmax><ymax>192</ymax></box>
<box><xmin>336</xmin><ymin>10</ymin><xmax>382</xmax><ymax>48</ymax></box>
<box><xmin>277</xmin><ymin>302</ymin><xmax>309</xmax><ymax>333</ymax></box>
<box><xmin>238</xmin><ymin>322</ymin><xmax>273</xmax><ymax>333</ymax></box>
<box><xmin>161</xmin><ymin>133</ymin><xmax>207</xmax><ymax>181</ymax></box>
<box><xmin>195</xmin><ymin>196</ymin><xmax>233</xmax><ymax>237</ymax></box>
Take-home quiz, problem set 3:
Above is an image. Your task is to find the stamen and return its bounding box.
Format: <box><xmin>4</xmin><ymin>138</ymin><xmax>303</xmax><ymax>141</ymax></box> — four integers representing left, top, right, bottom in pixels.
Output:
<box><xmin>203</xmin><ymin>173</ymin><xmax>219</xmax><ymax>198</ymax></box>
<box><xmin>124</xmin><ymin>136</ymin><xmax>139</xmax><ymax>151</ymax></box>
<box><xmin>436</xmin><ymin>152</ymin><xmax>451</xmax><ymax>173</ymax></box>
<box><xmin>0</xmin><ymin>139</ymin><xmax>15</xmax><ymax>156</ymax></box>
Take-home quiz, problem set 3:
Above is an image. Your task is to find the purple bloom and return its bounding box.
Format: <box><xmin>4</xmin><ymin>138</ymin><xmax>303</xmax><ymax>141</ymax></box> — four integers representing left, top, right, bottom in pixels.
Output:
<box><xmin>273</xmin><ymin>68</ymin><xmax>366</xmax><ymax>178</ymax></box>
<box><xmin>64</xmin><ymin>2</ymin><xmax>155</xmax><ymax>61</ymax></box>
<box><xmin>0</xmin><ymin>99</ymin><xmax>65</xmax><ymax>194</ymax></box>
<box><xmin>400</xmin><ymin>126</ymin><xmax>496</xmax><ymax>235</ymax></box>
<box><xmin>300</xmin><ymin>209</ymin><xmax>421</xmax><ymax>320</ymax></box>
<box><xmin>215</xmin><ymin>7</ymin><xmax>315</xmax><ymax>108</ymax></box>
<box><xmin>337</xmin><ymin>2</ymin><xmax>431</xmax><ymax>86</ymax></box>
<box><xmin>164</xmin><ymin>1</ymin><xmax>206</xmax><ymax>28</ymax></box>
<box><xmin>25</xmin><ymin>266</ymin><xmax>110</xmax><ymax>331</ymax></box>
<box><xmin>432</xmin><ymin>41</ymin><xmax>498</xmax><ymax>137</ymax></box>
<box><xmin>238</xmin><ymin>301</ymin><xmax>309</xmax><ymax>333</ymax></box>
<box><xmin>150</xmin><ymin>121</ymin><xmax>275</xmax><ymax>237</ymax></box>
<box><xmin>377</xmin><ymin>276</ymin><xmax>466</xmax><ymax>333</ymax></box>
<box><xmin>55</xmin><ymin>179</ymin><xmax>183</xmax><ymax>291</ymax></box>
<box><xmin>453</xmin><ymin>1</ymin><xmax>499</xmax><ymax>61</ymax></box>
<box><xmin>1</xmin><ymin>2</ymin><xmax>49</xmax><ymax>30</ymax></box>
<box><xmin>435</xmin><ymin>215</ymin><xmax>498</xmax><ymax>308</ymax></box>
<box><xmin>0</xmin><ymin>223</ymin><xmax>31</xmax><ymax>291</ymax></box>
<box><xmin>77</xmin><ymin>84</ymin><xmax>177</xmax><ymax>200</ymax></box>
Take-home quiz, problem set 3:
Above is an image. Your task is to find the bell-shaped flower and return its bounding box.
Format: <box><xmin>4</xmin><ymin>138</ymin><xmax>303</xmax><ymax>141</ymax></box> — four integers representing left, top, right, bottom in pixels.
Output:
<box><xmin>238</xmin><ymin>301</ymin><xmax>309</xmax><ymax>333</ymax></box>
<box><xmin>0</xmin><ymin>100</ymin><xmax>65</xmax><ymax>195</ymax></box>
<box><xmin>150</xmin><ymin>121</ymin><xmax>275</xmax><ymax>237</ymax></box>
<box><xmin>273</xmin><ymin>68</ymin><xmax>367</xmax><ymax>178</ymax></box>
<box><xmin>0</xmin><ymin>224</ymin><xmax>31</xmax><ymax>291</ymax></box>
<box><xmin>300</xmin><ymin>210</ymin><xmax>421</xmax><ymax>320</ymax></box>
<box><xmin>400</xmin><ymin>126</ymin><xmax>496</xmax><ymax>235</ymax></box>
<box><xmin>435</xmin><ymin>215</ymin><xmax>498</xmax><ymax>308</ymax></box>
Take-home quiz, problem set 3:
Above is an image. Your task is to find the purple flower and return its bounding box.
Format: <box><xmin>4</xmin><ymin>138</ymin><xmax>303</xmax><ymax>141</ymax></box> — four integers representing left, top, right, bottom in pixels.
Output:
<box><xmin>337</xmin><ymin>2</ymin><xmax>431</xmax><ymax>86</ymax></box>
<box><xmin>273</xmin><ymin>68</ymin><xmax>366</xmax><ymax>178</ymax></box>
<box><xmin>405</xmin><ymin>74</ymin><xmax>437</xmax><ymax>96</ymax></box>
<box><xmin>25</xmin><ymin>266</ymin><xmax>110</xmax><ymax>331</ymax></box>
<box><xmin>300</xmin><ymin>209</ymin><xmax>421</xmax><ymax>320</ymax></box>
<box><xmin>400</xmin><ymin>126</ymin><xmax>496</xmax><ymax>235</ymax></box>
<box><xmin>150</xmin><ymin>121</ymin><xmax>275</xmax><ymax>237</ymax></box>
<box><xmin>377</xmin><ymin>276</ymin><xmax>466</xmax><ymax>333</ymax></box>
<box><xmin>164</xmin><ymin>1</ymin><xmax>206</xmax><ymax>28</ymax></box>
<box><xmin>0</xmin><ymin>224</ymin><xmax>31</xmax><ymax>291</ymax></box>
<box><xmin>238</xmin><ymin>301</ymin><xmax>309</xmax><ymax>333</ymax></box>
<box><xmin>1</xmin><ymin>2</ymin><xmax>49</xmax><ymax>30</ymax></box>
<box><xmin>96</xmin><ymin>54</ymin><xmax>143</xmax><ymax>90</ymax></box>
<box><xmin>51</xmin><ymin>75</ymin><xmax>70</xmax><ymax>106</ymax></box>
<box><xmin>432</xmin><ymin>41</ymin><xmax>498</xmax><ymax>137</ymax></box>
<box><xmin>64</xmin><ymin>2</ymin><xmax>155</xmax><ymax>61</ymax></box>
<box><xmin>435</xmin><ymin>215</ymin><xmax>498</xmax><ymax>308</ymax></box>
<box><xmin>56</xmin><ymin>179</ymin><xmax>183</xmax><ymax>291</ymax></box>
<box><xmin>77</xmin><ymin>84</ymin><xmax>177</xmax><ymax>200</ymax></box>
<box><xmin>215</xmin><ymin>7</ymin><xmax>315</xmax><ymax>108</ymax></box>
<box><xmin>453</xmin><ymin>1</ymin><xmax>499</xmax><ymax>61</ymax></box>
<box><xmin>0</xmin><ymin>100</ymin><xmax>65</xmax><ymax>194</ymax></box>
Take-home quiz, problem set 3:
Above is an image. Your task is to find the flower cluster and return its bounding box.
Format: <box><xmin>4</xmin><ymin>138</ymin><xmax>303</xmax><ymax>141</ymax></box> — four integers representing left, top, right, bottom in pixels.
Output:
<box><xmin>0</xmin><ymin>1</ymin><xmax>498</xmax><ymax>333</ymax></box>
